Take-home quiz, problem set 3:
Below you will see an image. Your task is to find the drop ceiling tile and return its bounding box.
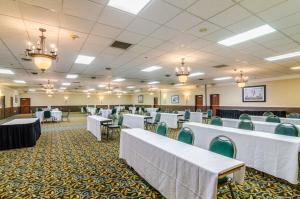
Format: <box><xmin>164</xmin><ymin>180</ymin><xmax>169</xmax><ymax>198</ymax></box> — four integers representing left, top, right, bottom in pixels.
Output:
<box><xmin>209</xmin><ymin>5</ymin><xmax>251</xmax><ymax>27</ymax></box>
<box><xmin>61</xmin><ymin>14</ymin><xmax>94</xmax><ymax>33</ymax></box>
<box><xmin>164</xmin><ymin>0</ymin><xmax>197</xmax><ymax>9</ymax></box>
<box><xmin>63</xmin><ymin>0</ymin><xmax>103</xmax><ymax>21</ymax></box>
<box><xmin>240</xmin><ymin>0</ymin><xmax>286</xmax><ymax>13</ymax></box>
<box><xmin>139</xmin><ymin>37</ymin><xmax>165</xmax><ymax>48</ymax></box>
<box><xmin>203</xmin><ymin>29</ymin><xmax>233</xmax><ymax>42</ymax></box>
<box><xmin>166</xmin><ymin>11</ymin><xmax>202</xmax><ymax>31</ymax></box>
<box><xmin>0</xmin><ymin>0</ymin><xmax>21</xmax><ymax>17</ymax></box>
<box><xmin>86</xmin><ymin>35</ymin><xmax>113</xmax><ymax>46</ymax></box>
<box><xmin>126</xmin><ymin>17</ymin><xmax>160</xmax><ymax>35</ymax></box>
<box><xmin>170</xmin><ymin>33</ymin><xmax>198</xmax><ymax>45</ymax></box>
<box><xmin>270</xmin><ymin>12</ymin><xmax>300</xmax><ymax>30</ymax></box>
<box><xmin>139</xmin><ymin>0</ymin><xmax>181</xmax><ymax>24</ymax></box>
<box><xmin>117</xmin><ymin>31</ymin><xmax>146</xmax><ymax>44</ymax></box>
<box><xmin>0</xmin><ymin>16</ymin><xmax>26</xmax><ymax>38</ymax></box>
<box><xmin>150</xmin><ymin>26</ymin><xmax>179</xmax><ymax>40</ymax></box>
<box><xmin>189</xmin><ymin>39</ymin><xmax>213</xmax><ymax>50</ymax></box>
<box><xmin>188</xmin><ymin>21</ymin><xmax>221</xmax><ymax>37</ymax></box>
<box><xmin>128</xmin><ymin>45</ymin><xmax>152</xmax><ymax>54</ymax></box>
<box><xmin>20</xmin><ymin>0</ymin><xmax>62</xmax><ymax>11</ymax></box>
<box><xmin>102</xmin><ymin>47</ymin><xmax>125</xmax><ymax>55</ymax></box>
<box><xmin>91</xmin><ymin>23</ymin><xmax>122</xmax><ymax>38</ymax></box>
<box><xmin>282</xmin><ymin>24</ymin><xmax>300</xmax><ymax>36</ymax></box>
<box><xmin>226</xmin><ymin>16</ymin><xmax>265</xmax><ymax>33</ymax></box>
<box><xmin>98</xmin><ymin>7</ymin><xmax>135</xmax><ymax>29</ymax></box>
<box><xmin>187</xmin><ymin>0</ymin><xmax>234</xmax><ymax>19</ymax></box>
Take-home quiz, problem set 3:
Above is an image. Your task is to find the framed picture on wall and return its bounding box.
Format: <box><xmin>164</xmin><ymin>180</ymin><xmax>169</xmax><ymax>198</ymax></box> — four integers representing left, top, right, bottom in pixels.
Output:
<box><xmin>171</xmin><ymin>95</ymin><xmax>179</xmax><ymax>104</ymax></box>
<box><xmin>242</xmin><ymin>85</ymin><xmax>266</xmax><ymax>102</ymax></box>
<box><xmin>14</xmin><ymin>95</ymin><xmax>18</xmax><ymax>104</ymax></box>
<box><xmin>138</xmin><ymin>95</ymin><xmax>143</xmax><ymax>103</ymax></box>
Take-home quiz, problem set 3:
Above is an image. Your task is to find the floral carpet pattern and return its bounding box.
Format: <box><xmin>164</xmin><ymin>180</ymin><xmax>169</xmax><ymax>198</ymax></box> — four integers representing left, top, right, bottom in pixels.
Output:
<box><xmin>0</xmin><ymin>113</ymin><xmax>299</xmax><ymax>198</ymax></box>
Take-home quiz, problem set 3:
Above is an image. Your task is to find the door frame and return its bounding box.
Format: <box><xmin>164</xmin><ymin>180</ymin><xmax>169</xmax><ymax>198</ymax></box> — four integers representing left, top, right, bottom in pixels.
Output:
<box><xmin>194</xmin><ymin>95</ymin><xmax>203</xmax><ymax>111</ymax></box>
<box><xmin>209</xmin><ymin>94</ymin><xmax>220</xmax><ymax>116</ymax></box>
<box><xmin>20</xmin><ymin>98</ymin><xmax>31</xmax><ymax>114</ymax></box>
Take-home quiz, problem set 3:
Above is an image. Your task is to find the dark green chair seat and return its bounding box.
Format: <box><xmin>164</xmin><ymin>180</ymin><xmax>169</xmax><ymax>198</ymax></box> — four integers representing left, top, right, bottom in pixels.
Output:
<box><xmin>263</xmin><ymin>111</ymin><xmax>274</xmax><ymax>117</ymax></box>
<box><xmin>209</xmin><ymin>136</ymin><xmax>237</xmax><ymax>199</ymax></box>
<box><xmin>156</xmin><ymin>122</ymin><xmax>168</xmax><ymax>136</ymax></box>
<box><xmin>275</xmin><ymin>123</ymin><xmax>299</xmax><ymax>137</ymax></box>
<box><xmin>177</xmin><ymin>127</ymin><xmax>194</xmax><ymax>145</ymax></box>
<box><xmin>210</xmin><ymin>117</ymin><xmax>223</xmax><ymax>126</ymax></box>
<box><xmin>43</xmin><ymin>110</ymin><xmax>52</xmax><ymax>122</ymax></box>
<box><xmin>287</xmin><ymin>113</ymin><xmax>300</xmax><ymax>118</ymax></box>
<box><xmin>239</xmin><ymin>114</ymin><xmax>251</xmax><ymax>120</ymax></box>
<box><xmin>107</xmin><ymin>115</ymin><xmax>123</xmax><ymax>139</ymax></box>
<box><xmin>178</xmin><ymin>111</ymin><xmax>190</xmax><ymax>125</ymax></box>
<box><xmin>238</xmin><ymin>120</ymin><xmax>254</xmax><ymax>131</ymax></box>
<box><xmin>265</xmin><ymin>115</ymin><xmax>281</xmax><ymax>123</ymax></box>
<box><xmin>146</xmin><ymin>113</ymin><xmax>161</xmax><ymax>130</ymax></box>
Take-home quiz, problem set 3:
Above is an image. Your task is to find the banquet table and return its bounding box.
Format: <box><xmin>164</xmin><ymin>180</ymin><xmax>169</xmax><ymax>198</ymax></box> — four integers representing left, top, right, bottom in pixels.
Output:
<box><xmin>150</xmin><ymin>112</ymin><xmax>182</xmax><ymax>129</ymax></box>
<box><xmin>178</xmin><ymin>111</ymin><xmax>203</xmax><ymax>123</ymax></box>
<box><xmin>250</xmin><ymin>115</ymin><xmax>300</xmax><ymax>125</ymax></box>
<box><xmin>222</xmin><ymin>118</ymin><xmax>300</xmax><ymax>133</ymax></box>
<box><xmin>129</xmin><ymin>107</ymin><xmax>136</xmax><ymax>114</ymax></box>
<box><xmin>87</xmin><ymin>107</ymin><xmax>97</xmax><ymax>115</ymax></box>
<box><xmin>145</xmin><ymin>108</ymin><xmax>158</xmax><ymax>113</ymax></box>
<box><xmin>183</xmin><ymin>122</ymin><xmax>300</xmax><ymax>184</ymax></box>
<box><xmin>123</xmin><ymin>114</ymin><xmax>152</xmax><ymax>129</ymax></box>
<box><xmin>120</xmin><ymin>128</ymin><xmax>245</xmax><ymax>199</ymax></box>
<box><xmin>101</xmin><ymin>109</ymin><xmax>112</xmax><ymax>118</ymax></box>
<box><xmin>35</xmin><ymin>110</ymin><xmax>62</xmax><ymax>122</ymax></box>
<box><xmin>1</xmin><ymin>118</ymin><xmax>41</xmax><ymax>150</ymax></box>
<box><xmin>86</xmin><ymin>115</ymin><xmax>112</xmax><ymax>141</ymax></box>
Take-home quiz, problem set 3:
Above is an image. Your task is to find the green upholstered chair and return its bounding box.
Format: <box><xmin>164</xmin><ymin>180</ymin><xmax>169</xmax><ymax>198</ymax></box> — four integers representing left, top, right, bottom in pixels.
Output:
<box><xmin>287</xmin><ymin>113</ymin><xmax>300</xmax><ymax>118</ymax></box>
<box><xmin>209</xmin><ymin>136</ymin><xmax>237</xmax><ymax>199</ymax></box>
<box><xmin>196</xmin><ymin>109</ymin><xmax>201</xmax><ymax>112</ymax></box>
<box><xmin>178</xmin><ymin>111</ymin><xmax>191</xmax><ymax>127</ymax></box>
<box><xmin>146</xmin><ymin>113</ymin><xmax>161</xmax><ymax>130</ymax></box>
<box><xmin>107</xmin><ymin>115</ymin><xmax>123</xmax><ymax>139</ymax></box>
<box><xmin>275</xmin><ymin>123</ymin><xmax>299</xmax><ymax>137</ymax></box>
<box><xmin>43</xmin><ymin>110</ymin><xmax>52</xmax><ymax>122</ymax></box>
<box><xmin>156</xmin><ymin>122</ymin><xmax>168</xmax><ymax>136</ymax></box>
<box><xmin>95</xmin><ymin>108</ymin><xmax>100</xmax><ymax>115</ymax></box>
<box><xmin>210</xmin><ymin>116</ymin><xmax>223</xmax><ymax>126</ymax></box>
<box><xmin>239</xmin><ymin>114</ymin><xmax>251</xmax><ymax>120</ymax></box>
<box><xmin>203</xmin><ymin>109</ymin><xmax>213</xmax><ymax>124</ymax></box>
<box><xmin>177</xmin><ymin>127</ymin><xmax>194</xmax><ymax>145</ymax></box>
<box><xmin>207</xmin><ymin>109</ymin><xmax>212</xmax><ymax>118</ymax></box>
<box><xmin>238</xmin><ymin>120</ymin><xmax>254</xmax><ymax>131</ymax></box>
<box><xmin>37</xmin><ymin>108</ymin><xmax>43</xmax><ymax>111</ymax></box>
<box><xmin>263</xmin><ymin>111</ymin><xmax>274</xmax><ymax>117</ymax></box>
<box><xmin>265</xmin><ymin>115</ymin><xmax>281</xmax><ymax>123</ymax></box>
<box><xmin>111</xmin><ymin>108</ymin><xmax>117</xmax><ymax>115</ymax></box>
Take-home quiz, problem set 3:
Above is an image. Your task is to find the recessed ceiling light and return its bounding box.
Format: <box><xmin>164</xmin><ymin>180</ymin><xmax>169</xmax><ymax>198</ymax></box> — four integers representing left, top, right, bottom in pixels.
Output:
<box><xmin>265</xmin><ymin>51</ymin><xmax>300</xmax><ymax>61</ymax></box>
<box><xmin>134</xmin><ymin>89</ymin><xmax>141</xmax><ymax>92</ymax></box>
<box><xmin>127</xmin><ymin>86</ymin><xmax>135</xmax><ymax>89</ymax></box>
<box><xmin>88</xmin><ymin>88</ymin><xmax>95</xmax><ymax>91</ymax></box>
<box><xmin>218</xmin><ymin>25</ymin><xmax>276</xmax><ymax>46</ymax></box>
<box><xmin>75</xmin><ymin>55</ymin><xmax>95</xmax><ymax>65</ymax></box>
<box><xmin>60</xmin><ymin>87</ymin><xmax>66</xmax><ymax>90</ymax></box>
<box><xmin>0</xmin><ymin>69</ymin><xmax>14</xmax><ymax>75</ymax></box>
<box><xmin>113</xmin><ymin>78</ymin><xmax>125</xmax><ymax>82</ymax></box>
<box><xmin>213</xmin><ymin>77</ymin><xmax>232</xmax><ymax>81</ymax></box>
<box><xmin>148</xmin><ymin>81</ymin><xmax>160</xmax><ymax>85</ymax></box>
<box><xmin>66</xmin><ymin>74</ymin><xmax>78</xmax><ymax>79</ymax></box>
<box><xmin>108</xmin><ymin>0</ymin><xmax>151</xmax><ymax>15</ymax></box>
<box><xmin>189</xmin><ymin>72</ymin><xmax>204</xmax><ymax>77</ymax></box>
<box><xmin>62</xmin><ymin>82</ymin><xmax>71</xmax><ymax>86</ymax></box>
<box><xmin>290</xmin><ymin>66</ymin><xmax>300</xmax><ymax>70</ymax></box>
<box><xmin>98</xmin><ymin>84</ymin><xmax>106</xmax><ymax>88</ymax></box>
<box><xmin>141</xmin><ymin>66</ymin><xmax>162</xmax><ymax>72</ymax></box>
<box><xmin>14</xmin><ymin>80</ymin><xmax>26</xmax><ymax>84</ymax></box>
<box><xmin>174</xmin><ymin>83</ymin><xmax>184</xmax><ymax>86</ymax></box>
<box><xmin>28</xmin><ymin>88</ymin><xmax>36</xmax><ymax>92</ymax></box>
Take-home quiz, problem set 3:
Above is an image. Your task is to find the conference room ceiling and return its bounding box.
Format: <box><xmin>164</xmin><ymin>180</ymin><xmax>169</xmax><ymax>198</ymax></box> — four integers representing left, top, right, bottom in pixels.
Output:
<box><xmin>0</xmin><ymin>0</ymin><xmax>300</xmax><ymax>93</ymax></box>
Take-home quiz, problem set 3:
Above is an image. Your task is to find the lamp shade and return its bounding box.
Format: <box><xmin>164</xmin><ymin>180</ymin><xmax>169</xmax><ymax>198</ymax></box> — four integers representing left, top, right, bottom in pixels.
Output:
<box><xmin>33</xmin><ymin>56</ymin><xmax>52</xmax><ymax>71</ymax></box>
<box><xmin>178</xmin><ymin>75</ymin><xmax>188</xmax><ymax>83</ymax></box>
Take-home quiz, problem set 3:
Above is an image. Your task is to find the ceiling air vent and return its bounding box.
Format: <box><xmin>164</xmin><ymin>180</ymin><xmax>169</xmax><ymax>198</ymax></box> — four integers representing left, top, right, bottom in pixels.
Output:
<box><xmin>212</xmin><ymin>64</ymin><xmax>228</xmax><ymax>69</ymax></box>
<box><xmin>111</xmin><ymin>41</ymin><xmax>132</xmax><ymax>50</ymax></box>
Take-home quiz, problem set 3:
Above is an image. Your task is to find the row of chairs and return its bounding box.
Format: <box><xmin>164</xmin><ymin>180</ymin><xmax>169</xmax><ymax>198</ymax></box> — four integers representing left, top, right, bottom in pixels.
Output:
<box><xmin>210</xmin><ymin>116</ymin><xmax>299</xmax><ymax>137</ymax></box>
<box><xmin>240</xmin><ymin>113</ymin><xmax>282</xmax><ymax>123</ymax></box>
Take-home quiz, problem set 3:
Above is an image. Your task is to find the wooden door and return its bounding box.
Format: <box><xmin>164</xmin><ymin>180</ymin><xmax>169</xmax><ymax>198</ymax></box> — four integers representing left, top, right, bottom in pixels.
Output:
<box><xmin>0</xmin><ymin>96</ymin><xmax>5</xmax><ymax>119</ymax></box>
<box><xmin>20</xmin><ymin>98</ymin><xmax>30</xmax><ymax>114</ymax></box>
<box><xmin>210</xmin><ymin>94</ymin><xmax>220</xmax><ymax>116</ymax></box>
<box><xmin>10</xmin><ymin>97</ymin><xmax>13</xmax><ymax>114</ymax></box>
<box><xmin>153</xmin><ymin>97</ymin><xmax>158</xmax><ymax>108</ymax></box>
<box><xmin>195</xmin><ymin>95</ymin><xmax>203</xmax><ymax>111</ymax></box>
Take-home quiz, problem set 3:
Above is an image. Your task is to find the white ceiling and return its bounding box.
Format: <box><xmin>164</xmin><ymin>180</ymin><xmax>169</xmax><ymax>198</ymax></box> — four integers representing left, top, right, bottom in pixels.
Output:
<box><xmin>0</xmin><ymin>0</ymin><xmax>300</xmax><ymax>94</ymax></box>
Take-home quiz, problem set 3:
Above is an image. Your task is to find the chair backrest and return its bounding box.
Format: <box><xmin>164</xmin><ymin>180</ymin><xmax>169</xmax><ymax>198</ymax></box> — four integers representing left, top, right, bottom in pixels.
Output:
<box><xmin>210</xmin><ymin>117</ymin><xmax>223</xmax><ymax>126</ymax></box>
<box><xmin>177</xmin><ymin>127</ymin><xmax>194</xmax><ymax>145</ymax></box>
<box><xmin>156</xmin><ymin>122</ymin><xmax>168</xmax><ymax>136</ymax></box>
<box><xmin>96</xmin><ymin>108</ymin><xmax>100</xmax><ymax>114</ymax></box>
<box><xmin>118</xmin><ymin>115</ymin><xmax>123</xmax><ymax>126</ymax></box>
<box><xmin>275</xmin><ymin>123</ymin><xmax>299</xmax><ymax>137</ymax></box>
<box><xmin>83</xmin><ymin>107</ymin><xmax>87</xmax><ymax>112</ymax></box>
<box><xmin>44</xmin><ymin>111</ymin><xmax>51</xmax><ymax>119</ymax></box>
<box><xmin>154</xmin><ymin>113</ymin><xmax>161</xmax><ymax>123</ymax></box>
<box><xmin>239</xmin><ymin>113</ymin><xmax>251</xmax><ymax>120</ymax></box>
<box><xmin>287</xmin><ymin>113</ymin><xmax>300</xmax><ymax>118</ymax></box>
<box><xmin>238</xmin><ymin>120</ymin><xmax>254</xmax><ymax>131</ymax></box>
<box><xmin>196</xmin><ymin>109</ymin><xmax>201</xmax><ymax>112</ymax></box>
<box><xmin>209</xmin><ymin>136</ymin><xmax>236</xmax><ymax>158</ymax></box>
<box><xmin>156</xmin><ymin>108</ymin><xmax>161</xmax><ymax>112</ymax></box>
<box><xmin>207</xmin><ymin>109</ymin><xmax>212</xmax><ymax>117</ymax></box>
<box><xmin>184</xmin><ymin>111</ymin><xmax>190</xmax><ymax>120</ymax></box>
<box><xmin>37</xmin><ymin>108</ymin><xmax>43</xmax><ymax>111</ymax></box>
<box><xmin>111</xmin><ymin>108</ymin><xmax>117</xmax><ymax>115</ymax></box>
<box><xmin>265</xmin><ymin>115</ymin><xmax>281</xmax><ymax>123</ymax></box>
<box><xmin>263</xmin><ymin>111</ymin><xmax>274</xmax><ymax>117</ymax></box>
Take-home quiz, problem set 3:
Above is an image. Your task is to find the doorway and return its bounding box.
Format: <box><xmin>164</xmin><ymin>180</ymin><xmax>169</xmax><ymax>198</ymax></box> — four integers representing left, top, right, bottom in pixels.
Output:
<box><xmin>20</xmin><ymin>98</ymin><xmax>31</xmax><ymax>114</ymax></box>
<box><xmin>195</xmin><ymin>95</ymin><xmax>203</xmax><ymax>111</ymax></box>
<box><xmin>153</xmin><ymin>97</ymin><xmax>158</xmax><ymax>108</ymax></box>
<box><xmin>0</xmin><ymin>96</ymin><xmax>5</xmax><ymax>119</ymax></box>
<box><xmin>10</xmin><ymin>96</ymin><xmax>13</xmax><ymax>115</ymax></box>
<box><xmin>210</xmin><ymin>94</ymin><xmax>220</xmax><ymax>116</ymax></box>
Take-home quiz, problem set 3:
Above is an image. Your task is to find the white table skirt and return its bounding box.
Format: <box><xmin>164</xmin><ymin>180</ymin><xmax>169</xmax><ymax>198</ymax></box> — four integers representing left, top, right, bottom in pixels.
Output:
<box><xmin>145</xmin><ymin>108</ymin><xmax>158</xmax><ymax>113</ymax></box>
<box><xmin>150</xmin><ymin>112</ymin><xmax>180</xmax><ymax>129</ymax></box>
<box><xmin>101</xmin><ymin>109</ymin><xmax>112</xmax><ymax>118</ymax></box>
<box><xmin>123</xmin><ymin>114</ymin><xmax>149</xmax><ymax>129</ymax></box>
<box><xmin>178</xmin><ymin>111</ymin><xmax>203</xmax><ymax>123</ymax></box>
<box><xmin>183</xmin><ymin>122</ymin><xmax>300</xmax><ymax>184</ymax></box>
<box><xmin>120</xmin><ymin>128</ymin><xmax>245</xmax><ymax>199</ymax></box>
<box><xmin>250</xmin><ymin>115</ymin><xmax>300</xmax><ymax>125</ymax></box>
<box><xmin>35</xmin><ymin>111</ymin><xmax>62</xmax><ymax>121</ymax></box>
<box><xmin>129</xmin><ymin>107</ymin><xmax>136</xmax><ymax>114</ymax></box>
<box><xmin>86</xmin><ymin>115</ymin><xmax>111</xmax><ymax>141</ymax></box>
<box><xmin>87</xmin><ymin>107</ymin><xmax>97</xmax><ymax>115</ymax></box>
<box><xmin>2</xmin><ymin>118</ymin><xmax>39</xmax><ymax>125</ymax></box>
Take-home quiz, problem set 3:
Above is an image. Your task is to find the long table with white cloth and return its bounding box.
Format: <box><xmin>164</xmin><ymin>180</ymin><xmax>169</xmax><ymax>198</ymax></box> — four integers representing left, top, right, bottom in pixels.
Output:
<box><xmin>183</xmin><ymin>122</ymin><xmax>300</xmax><ymax>184</ymax></box>
<box><xmin>178</xmin><ymin>111</ymin><xmax>203</xmax><ymax>123</ymax></box>
<box><xmin>250</xmin><ymin>115</ymin><xmax>300</xmax><ymax>125</ymax></box>
<box><xmin>222</xmin><ymin>118</ymin><xmax>300</xmax><ymax>134</ymax></box>
<box><xmin>86</xmin><ymin>115</ymin><xmax>112</xmax><ymax>141</ymax></box>
<box><xmin>120</xmin><ymin>128</ymin><xmax>245</xmax><ymax>199</ymax></box>
<box><xmin>150</xmin><ymin>112</ymin><xmax>182</xmax><ymax>128</ymax></box>
<box><xmin>145</xmin><ymin>108</ymin><xmax>158</xmax><ymax>113</ymax></box>
<box><xmin>35</xmin><ymin>110</ymin><xmax>62</xmax><ymax>121</ymax></box>
<box><xmin>123</xmin><ymin>114</ymin><xmax>152</xmax><ymax>129</ymax></box>
<box><xmin>100</xmin><ymin>109</ymin><xmax>112</xmax><ymax>118</ymax></box>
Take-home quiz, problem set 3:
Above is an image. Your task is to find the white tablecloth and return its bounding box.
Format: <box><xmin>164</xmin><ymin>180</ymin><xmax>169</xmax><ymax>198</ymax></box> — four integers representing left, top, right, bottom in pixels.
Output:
<box><xmin>129</xmin><ymin>107</ymin><xmax>136</xmax><ymax>114</ymax></box>
<box><xmin>183</xmin><ymin>122</ymin><xmax>300</xmax><ymax>184</ymax></box>
<box><xmin>35</xmin><ymin>110</ymin><xmax>62</xmax><ymax>121</ymax></box>
<box><xmin>87</xmin><ymin>115</ymin><xmax>111</xmax><ymax>141</ymax></box>
<box><xmin>123</xmin><ymin>114</ymin><xmax>151</xmax><ymax>129</ymax></box>
<box><xmin>2</xmin><ymin>118</ymin><xmax>39</xmax><ymax>125</ymax></box>
<box><xmin>87</xmin><ymin>107</ymin><xmax>97</xmax><ymax>115</ymax></box>
<box><xmin>120</xmin><ymin>128</ymin><xmax>245</xmax><ymax>199</ymax></box>
<box><xmin>178</xmin><ymin>111</ymin><xmax>203</xmax><ymax>123</ymax></box>
<box><xmin>150</xmin><ymin>112</ymin><xmax>181</xmax><ymax>129</ymax></box>
<box><xmin>101</xmin><ymin>109</ymin><xmax>112</xmax><ymax>118</ymax></box>
<box><xmin>251</xmin><ymin>115</ymin><xmax>300</xmax><ymax>125</ymax></box>
<box><xmin>145</xmin><ymin>108</ymin><xmax>158</xmax><ymax>113</ymax></box>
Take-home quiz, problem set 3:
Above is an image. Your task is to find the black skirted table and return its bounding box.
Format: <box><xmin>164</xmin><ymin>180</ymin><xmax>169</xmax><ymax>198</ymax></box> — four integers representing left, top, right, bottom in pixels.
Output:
<box><xmin>0</xmin><ymin>118</ymin><xmax>41</xmax><ymax>150</ymax></box>
<box><xmin>216</xmin><ymin>109</ymin><xmax>286</xmax><ymax>119</ymax></box>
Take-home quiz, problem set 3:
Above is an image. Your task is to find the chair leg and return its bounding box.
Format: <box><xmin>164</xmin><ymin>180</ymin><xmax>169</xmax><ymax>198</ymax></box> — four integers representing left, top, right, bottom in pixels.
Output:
<box><xmin>228</xmin><ymin>183</ymin><xmax>235</xmax><ymax>199</ymax></box>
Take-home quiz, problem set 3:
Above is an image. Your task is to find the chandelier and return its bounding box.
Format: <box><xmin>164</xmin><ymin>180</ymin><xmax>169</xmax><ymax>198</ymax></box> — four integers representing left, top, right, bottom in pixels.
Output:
<box><xmin>44</xmin><ymin>80</ymin><xmax>54</xmax><ymax>90</ymax></box>
<box><xmin>176</xmin><ymin>58</ymin><xmax>190</xmax><ymax>83</ymax></box>
<box><xmin>106</xmin><ymin>83</ymin><xmax>113</xmax><ymax>94</ymax></box>
<box><xmin>25</xmin><ymin>28</ymin><xmax>57</xmax><ymax>72</ymax></box>
<box><xmin>235</xmin><ymin>71</ymin><xmax>248</xmax><ymax>88</ymax></box>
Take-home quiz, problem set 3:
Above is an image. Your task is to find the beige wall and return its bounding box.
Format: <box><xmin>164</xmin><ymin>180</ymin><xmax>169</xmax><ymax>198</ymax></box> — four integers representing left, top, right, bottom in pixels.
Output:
<box><xmin>0</xmin><ymin>86</ymin><xmax>19</xmax><ymax>108</ymax></box>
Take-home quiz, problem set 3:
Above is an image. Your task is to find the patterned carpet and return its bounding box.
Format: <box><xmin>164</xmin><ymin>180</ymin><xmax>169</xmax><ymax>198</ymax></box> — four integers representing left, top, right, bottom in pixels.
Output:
<box><xmin>0</xmin><ymin>113</ymin><xmax>299</xmax><ymax>198</ymax></box>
